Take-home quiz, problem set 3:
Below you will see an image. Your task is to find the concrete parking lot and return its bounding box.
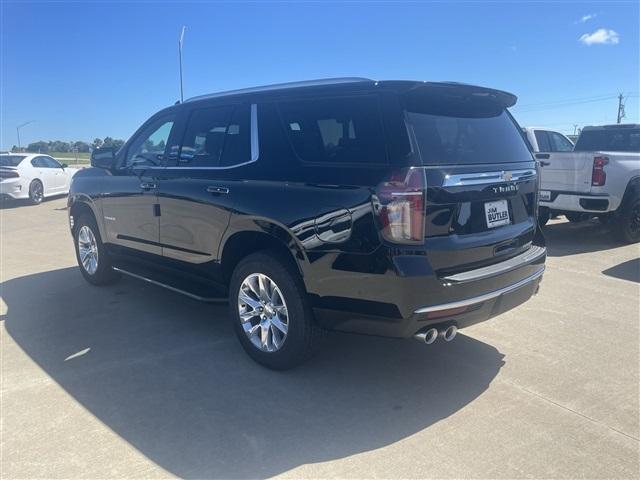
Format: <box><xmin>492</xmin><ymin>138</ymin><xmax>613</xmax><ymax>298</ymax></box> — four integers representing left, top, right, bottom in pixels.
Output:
<box><xmin>1</xmin><ymin>197</ymin><xmax>639</xmax><ymax>479</ymax></box>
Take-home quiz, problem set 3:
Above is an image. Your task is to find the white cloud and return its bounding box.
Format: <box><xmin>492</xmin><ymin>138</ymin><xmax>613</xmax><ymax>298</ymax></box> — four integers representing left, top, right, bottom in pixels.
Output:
<box><xmin>579</xmin><ymin>28</ymin><xmax>620</xmax><ymax>45</ymax></box>
<box><xmin>576</xmin><ymin>13</ymin><xmax>597</xmax><ymax>23</ymax></box>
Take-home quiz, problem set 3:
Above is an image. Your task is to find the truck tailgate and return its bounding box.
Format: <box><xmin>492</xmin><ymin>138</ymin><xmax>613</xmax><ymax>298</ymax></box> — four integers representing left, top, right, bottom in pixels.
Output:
<box><xmin>538</xmin><ymin>152</ymin><xmax>593</xmax><ymax>193</ymax></box>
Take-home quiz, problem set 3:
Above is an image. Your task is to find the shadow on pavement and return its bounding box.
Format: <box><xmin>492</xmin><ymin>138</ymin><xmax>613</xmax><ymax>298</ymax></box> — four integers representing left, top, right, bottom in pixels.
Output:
<box><xmin>543</xmin><ymin>218</ymin><xmax>623</xmax><ymax>257</ymax></box>
<box><xmin>2</xmin><ymin>267</ymin><xmax>504</xmax><ymax>478</ymax></box>
<box><xmin>603</xmin><ymin>258</ymin><xmax>640</xmax><ymax>283</ymax></box>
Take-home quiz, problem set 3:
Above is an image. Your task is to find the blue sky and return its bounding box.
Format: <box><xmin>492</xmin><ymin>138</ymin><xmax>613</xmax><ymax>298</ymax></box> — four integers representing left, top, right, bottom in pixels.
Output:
<box><xmin>1</xmin><ymin>1</ymin><xmax>638</xmax><ymax>150</ymax></box>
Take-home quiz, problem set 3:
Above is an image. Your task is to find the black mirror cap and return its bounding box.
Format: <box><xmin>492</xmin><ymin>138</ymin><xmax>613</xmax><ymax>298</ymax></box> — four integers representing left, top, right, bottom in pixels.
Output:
<box><xmin>91</xmin><ymin>147</ymin><xmax>115</xmax><ymax>170</ymax></box>
<box><xmin>61</xmin><ymin>162</ymin><xmax>68</xmax><ymax>168</ymax></box>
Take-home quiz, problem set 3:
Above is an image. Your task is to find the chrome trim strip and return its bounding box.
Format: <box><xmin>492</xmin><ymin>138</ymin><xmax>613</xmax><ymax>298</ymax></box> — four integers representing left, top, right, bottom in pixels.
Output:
<box><xmin>442</xmin><ymin>246</ymin><xmax>546</xmax><ymax>283</ymax></box>
<box><xmin>414</xmin><ymin>267</ymin><xmax>545</xmax><ymax>314</ymax></box>
<box><xmin>443</xmin><ymin>169</ymin><xmax>536</xmax><ymax>187</ymax></box>
<box><xmin>250</xmin><ymin>103</ymin><xmax>259</xmax><ymax>162</ymax></box>
<box><xmin>184</xmin><ymin>77</ymin><xmax>373</xmax><ymax>103</ymax></box>
<box><xmin>112</xmin><ymin>267</ymin><xmax>227</xmax><ymax>303</ymax></box>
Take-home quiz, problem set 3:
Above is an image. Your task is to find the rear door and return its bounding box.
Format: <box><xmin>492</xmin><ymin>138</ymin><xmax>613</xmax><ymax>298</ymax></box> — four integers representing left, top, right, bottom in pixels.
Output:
<box><xmin>157</xmin><ymin>103</ymin><xmax>254</xmax><ymax>265</ymax></box>
<box><xmin>401</xmin><ymin>86</ymin><xmax>540</xmax><ymax>274</ymax></box>
<box><xmin>535</xmin><ymin>130</ymin><xmax>591</xmax><ymax>194</ymax></box>
<box><xmin>31</xmin><ymin>156</ymin><xmax>59</xmax><ymax>195</ymax></box>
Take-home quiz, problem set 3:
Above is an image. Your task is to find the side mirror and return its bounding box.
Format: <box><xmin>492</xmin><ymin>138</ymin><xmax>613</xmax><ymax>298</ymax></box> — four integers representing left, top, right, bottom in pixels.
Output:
<box><xmin>91</xmin><ymin>147</ymin><xmax>115</xmax><ymax>170</ymax></box>
<box><xmin>61</xmin><ymin>163</ymin><xmax>68</xmax><ymax>168</ymax></box>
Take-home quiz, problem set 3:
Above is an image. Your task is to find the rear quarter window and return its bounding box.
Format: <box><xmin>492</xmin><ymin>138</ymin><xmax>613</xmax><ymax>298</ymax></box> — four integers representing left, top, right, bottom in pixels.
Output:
<box><xmin>278</xmin><ymin>95</ymin><xmax>387</xmax><ymax>165</ymax></box>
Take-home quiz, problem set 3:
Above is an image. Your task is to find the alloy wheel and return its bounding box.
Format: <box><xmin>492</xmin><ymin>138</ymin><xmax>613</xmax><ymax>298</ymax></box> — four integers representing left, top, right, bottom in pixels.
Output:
<box><xmin>237</xmin><ymin>273</ymin><xmax>289</xmax><ymax>352</ymax></box>
<box><xmin>78</xmin><ymin>225</ymin><xmax>99</xmax><ymax>275</ymax></box>
<box><xmin>31</xmin><ymin>182</ymin><xmax>43</xmax><ymax>203</ymax></box>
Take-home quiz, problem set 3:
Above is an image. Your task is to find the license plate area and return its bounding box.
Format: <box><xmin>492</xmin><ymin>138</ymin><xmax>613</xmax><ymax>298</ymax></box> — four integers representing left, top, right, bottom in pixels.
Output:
<box><xmin>485</xmin><ymin>199</ymin><xmax>510</xmax><ymax>228</ymax></box>
<box><xmin>539</xmin><ymin>190</ymin><xmax>551</xmax><ymax>201</ymax></box>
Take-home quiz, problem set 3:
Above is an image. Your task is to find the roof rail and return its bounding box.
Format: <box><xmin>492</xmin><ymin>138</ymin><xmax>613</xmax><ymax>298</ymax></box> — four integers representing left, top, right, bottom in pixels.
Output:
<box><xmin>184</xmin><ymin>77</ymin><xmax>374</xmax><ymax>103</ymax></box>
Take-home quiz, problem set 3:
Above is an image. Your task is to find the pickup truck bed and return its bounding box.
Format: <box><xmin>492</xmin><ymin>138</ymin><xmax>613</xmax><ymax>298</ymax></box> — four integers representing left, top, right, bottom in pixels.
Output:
<box><xmin>523</xmin><ymin>125</ymin><xmax>640</xmax><ymax>243</ymax></box>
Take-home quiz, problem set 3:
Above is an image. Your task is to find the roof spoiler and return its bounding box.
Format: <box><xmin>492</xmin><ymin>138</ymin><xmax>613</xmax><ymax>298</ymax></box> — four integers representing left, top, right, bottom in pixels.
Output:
<box><xmin>406</xmin><ymin>82</ymin><xmax>518</xmax><ymax>109</ymax></box>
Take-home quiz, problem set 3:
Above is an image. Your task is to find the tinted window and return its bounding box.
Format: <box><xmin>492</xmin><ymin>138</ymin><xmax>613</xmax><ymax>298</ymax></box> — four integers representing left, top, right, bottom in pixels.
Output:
<box><xmin>548</xmin><ymin>132</ymin><xmax>573</xmax><ymax>152</ymax></box>
<box><xmin>126</xmin><ymin>116</ymin><xmax>175</xmax><ymax>167</ymax></box>
<box><xmin>0</xmin><ymin>155</ymin><xmax>26</xmax><ymax>167</ymax></box>
<box><xmin>534</xmin><ymin>131</ymin><xmax>551</xmax><ymax>152</ymax></box>
<box><xmin>31</xmin><ymin>157</ymin><xmax>47</xmax><ymax>168</ymax></box>
<box><xmin>574</xmin><ymin>128</ymin><xmax>640</xmax><ymax>152</ymax></box>
<box><xmin>279</xmin><ymin>96</ymin><xmax>387</xmax><ymax>164</ymax></box>
<box><xmin>406</xmin><ymin>107</ymin><xmax>532</xmax><ymax>165</ymax></box>
<box><xmin>42</xmin><ymin>157</ymin><xmax>62</xmax><ymax>168</ymax></box>
<box><xmin>220</xmin><ymin>105</ymin><xmax>251</xmax><ymax>167</ymax></box>
<box><xmin>180</xmin><ymin>105</ymin><xmax>251</xmax><ymax>167</ymax></box>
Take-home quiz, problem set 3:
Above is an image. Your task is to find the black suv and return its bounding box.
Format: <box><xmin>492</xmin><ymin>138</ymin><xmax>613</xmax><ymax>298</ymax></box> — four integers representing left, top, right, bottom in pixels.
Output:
<box><xmin>69</xmin><ymin>78</ymin><xmax>546</xmax><ymax>369</ymax></box>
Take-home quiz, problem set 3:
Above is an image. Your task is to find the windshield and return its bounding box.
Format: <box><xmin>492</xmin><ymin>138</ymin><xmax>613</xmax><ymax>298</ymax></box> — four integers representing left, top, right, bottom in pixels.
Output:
<box><xmin>574</xmin><ymin>128</ymin><xmax>640</xmax><ymax>152</ymax></box>
<box><xmin>404</xmin><ymin>96</ymin><xmax>532</xmax><ymax>165</ymax></box>
<box><xmin>0</xmin><ymin>155</ymin><xmax>26</xmax><ymax>167</ymax></box>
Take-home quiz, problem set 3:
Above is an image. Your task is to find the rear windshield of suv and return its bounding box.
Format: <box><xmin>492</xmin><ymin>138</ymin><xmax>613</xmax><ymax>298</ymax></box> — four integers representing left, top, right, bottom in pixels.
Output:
<box><xmin>574</xmin><ymin>128</ymin><xmax>640</xmax><ymax>152</ymax></box>
<box><xmin>0</xmin><ymin>155</ymin><xmax>26</xmax><ymax>167</ymax></box>
<box><xmin>404</xmin><ymin>96</ymin><xmax>532</xmax><ymax>165</ymax></box>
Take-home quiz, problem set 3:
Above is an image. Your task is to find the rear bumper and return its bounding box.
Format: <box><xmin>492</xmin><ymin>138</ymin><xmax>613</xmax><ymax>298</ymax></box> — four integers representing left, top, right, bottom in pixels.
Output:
<box><xmin>539</xmin><ymin>191</ymin><xmax>615</xmax><ymax>213</ymax></box>
<box><xmin>0</xmin><ymin>179</ymin><xmax>28</xmax><ymax>199</ymax></box>
<box><xmin>310</xmin><ymin>244</ymin><xmax>546</xmax><ymax>338</ymax></box>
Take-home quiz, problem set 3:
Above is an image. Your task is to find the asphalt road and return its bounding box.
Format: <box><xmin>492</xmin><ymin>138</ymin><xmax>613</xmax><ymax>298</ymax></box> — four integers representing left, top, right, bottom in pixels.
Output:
<box><xmin>1</xmin><ymin>197</ymin><xmax>639</xmax><ymax>479</ymax></box>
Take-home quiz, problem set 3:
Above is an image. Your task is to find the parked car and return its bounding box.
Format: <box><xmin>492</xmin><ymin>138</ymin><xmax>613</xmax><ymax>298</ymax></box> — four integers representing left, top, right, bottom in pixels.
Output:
<box><xmin>68</xmin><ymin>78</ymin><xmax>546</xmax><ymax>369</ymax></box>
<box><xmin>525</xmin><ymin>125</ymin><xmax>640</xmax><ymax>242</ymax></box>
<box><xmin>0</xmin><ymin>153</ymin><xmax>80</xmax><ymax>204</ymax></box>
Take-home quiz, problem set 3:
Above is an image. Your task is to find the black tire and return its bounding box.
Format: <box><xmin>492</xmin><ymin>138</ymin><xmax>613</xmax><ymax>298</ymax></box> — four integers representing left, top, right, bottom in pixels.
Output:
<box><xmin>613</xmin><ymin>198</ymin><xmax>640</xmax><ymax>244</ymax></box>
<box><xmin>28</xmin><ymin>180</ymin><xmax>44</xmax><ymax>205</ymax></box>
<box><xmin>565</xmin><ymin>212</ymin><xmax>590</xmax><ymax>223</ymax></box>
<box><xmin>537</xmin><ymin>207</ymin><xmax>550</xmax><ymax>227</ymax></box>
<box><xmin>73</xmin><ymin>214</ymin><xmax>121</xmax><ymax>285</ymax></box>
<box><xmin>229</xmin><ymin>251</ymin><xmax>324</xmax><ymax>370</ymax></box>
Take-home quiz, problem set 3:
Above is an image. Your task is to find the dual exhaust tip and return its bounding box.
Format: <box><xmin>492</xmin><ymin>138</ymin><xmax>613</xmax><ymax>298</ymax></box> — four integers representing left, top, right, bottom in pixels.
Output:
<box><xmin>414</xmin><ymin>325</ymin><xmax>457</xmax><ymax>344</ymax></box>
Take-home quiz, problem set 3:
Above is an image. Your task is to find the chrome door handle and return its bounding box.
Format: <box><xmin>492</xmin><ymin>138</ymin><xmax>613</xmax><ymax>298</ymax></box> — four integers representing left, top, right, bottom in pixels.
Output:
<box><xmin>207</xmin><ymin>186</ymin><xmax>229</xmax><ymax>195</ymax></box>
<box><xmin>140</xmin><ymin>182</ymin><xmax>157</xmax><ymax>190</ymax></box>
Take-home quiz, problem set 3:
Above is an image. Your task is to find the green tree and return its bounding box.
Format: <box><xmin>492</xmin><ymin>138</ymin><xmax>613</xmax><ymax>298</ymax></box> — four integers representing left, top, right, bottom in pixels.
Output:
<box><xmin>92</xmin><ymin>138</ymin><xmax>103</xmax><ymax>149</ymax></box>
<box><xmin>26</xmin><ymin>141</ymin><xmax>49</xmax><ymax>153</ymax></box>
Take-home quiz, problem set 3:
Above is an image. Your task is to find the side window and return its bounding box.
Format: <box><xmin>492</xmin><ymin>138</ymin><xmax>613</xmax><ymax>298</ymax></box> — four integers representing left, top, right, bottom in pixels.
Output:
<box><xmin>125</xmin><ymin>116</ymin><xmax>175</xmax><ymax>168</ymax></box>
<box><xmin>549</xmin><ymin>132</ymin><xmax>573</xmax><ymax>152</ymax></box>
<box><xmin>180</xmin><ymin>104</ymin><xmax>252</xmax><ymax>168</ymax></box>
<box><xmin>31</xmin><ymin>157</ymin><xmax>45</xmax><ymax>168</ymax></box>
<box><xmin>278</xmin><ymin>95</ymin><xmax>387</xmax><ymax>165</ymax></box>
<box><xmin>43</xmin><ymin>157</ymin><xmax>62</xmax><ymax>168</ymax></box>
<box><xmin>534</xmin><ymin>130</ymin><xmax>551</xmax><ymax>152</ymax></box>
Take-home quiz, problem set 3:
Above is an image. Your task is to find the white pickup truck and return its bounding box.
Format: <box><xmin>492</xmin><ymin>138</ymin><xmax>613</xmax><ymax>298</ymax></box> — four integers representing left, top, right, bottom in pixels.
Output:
<box><xmin>522</xmin><ymin>125</ymin><xmax>640</xmax><ymax>243</ymax></box>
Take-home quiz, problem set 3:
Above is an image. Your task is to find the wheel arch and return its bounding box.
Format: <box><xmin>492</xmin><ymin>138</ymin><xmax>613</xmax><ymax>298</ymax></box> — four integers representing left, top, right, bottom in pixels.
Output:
<box><xmin>68</xmin><ymin>194</ymin><xmax>104</xmax><ymax>237</ymax></box>
<box><xmin>219</xmin><ymin>217</ymin><xmax>309</xmax><ymax>287</ymax></box>
<box><xmin>621</xmin><ymin>176</ymin><xmax>640</xmax><ymax>208</ymax></box>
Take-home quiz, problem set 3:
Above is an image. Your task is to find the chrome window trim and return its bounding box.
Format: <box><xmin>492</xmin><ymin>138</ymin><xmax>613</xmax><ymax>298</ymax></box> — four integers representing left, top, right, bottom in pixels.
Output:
<box><xmin>138</xmin><ymin>103</ymin><xmax>259</xmax><ymax>171</ymax></box>
<box><xmin>250</xmin><ymin>103</ymin><xmax>259</xmax><ymax>162</ymax></box>
<box><xmin>443</xmin><ymin>168</ymin><xmax>536</xmax><ymax>187</ymax></box>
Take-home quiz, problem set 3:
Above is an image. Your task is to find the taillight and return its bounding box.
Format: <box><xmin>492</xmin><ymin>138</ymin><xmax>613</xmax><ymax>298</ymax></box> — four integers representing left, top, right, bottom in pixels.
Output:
<box><xmin>0</xmin><ymin>170</ymin><xmax>19</xmax><ymax>180</ymax></box>
<box><xmin>374</xmin><ymin>167</ymin><xmax>426</xmax><ymax>244</ymax></box>
<box><xmin>592</xmin><ymin>156</ymin><xmax>608</xmax><ymax>186</ymax></box>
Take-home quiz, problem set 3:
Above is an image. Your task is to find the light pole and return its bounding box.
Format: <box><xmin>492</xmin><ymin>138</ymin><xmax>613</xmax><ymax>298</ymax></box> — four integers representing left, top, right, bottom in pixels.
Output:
<box><xmin>16</xmin><ymin>121</ymin><xmax>35</xmax><ymax>151</ymax></box>
<box><xmin>179</xmin><ymin>26</ymin><xmax>186</xmax><ymax>102</ymax></box>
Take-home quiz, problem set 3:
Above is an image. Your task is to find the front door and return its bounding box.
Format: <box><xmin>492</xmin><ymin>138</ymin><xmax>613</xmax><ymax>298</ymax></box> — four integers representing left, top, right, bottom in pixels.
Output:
<box><xmin>100</xmin><ymin>114</ymin><xmax>175</xmax><ymax>255</ymax></box>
